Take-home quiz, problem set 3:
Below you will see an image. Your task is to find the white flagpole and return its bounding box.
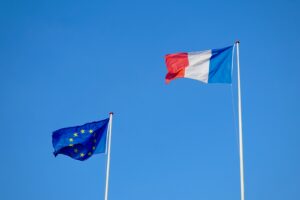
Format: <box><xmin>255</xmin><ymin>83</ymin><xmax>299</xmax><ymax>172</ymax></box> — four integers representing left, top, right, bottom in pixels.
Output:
<box><xmin>236</xmin><ymin>41</ymin><xmax>245</xmax><ymax>200</ymax></box>
<box><xmin>104</xmin><ymin>112</ymin><xmax>113</xmax><ymax>200</ymax></box>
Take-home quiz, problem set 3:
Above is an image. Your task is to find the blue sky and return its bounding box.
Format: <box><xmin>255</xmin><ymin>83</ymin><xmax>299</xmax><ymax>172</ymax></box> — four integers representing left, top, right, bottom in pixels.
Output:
<box><xmin>1</xmin><ymin>0</ymin><xmax>300</xmax><ymax>200</ymax></box>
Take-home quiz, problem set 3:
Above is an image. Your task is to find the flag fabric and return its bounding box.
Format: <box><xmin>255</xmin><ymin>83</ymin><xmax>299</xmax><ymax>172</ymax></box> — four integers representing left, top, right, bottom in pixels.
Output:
<box><xmin>165</xmin><ymin>45</ymin><xmax>234</xmax><ymax>84</ymax></box>
<box><xmin>52</xmin><ymin>118</ymin><xmax>109</xmax><ymax>161</ymax></box>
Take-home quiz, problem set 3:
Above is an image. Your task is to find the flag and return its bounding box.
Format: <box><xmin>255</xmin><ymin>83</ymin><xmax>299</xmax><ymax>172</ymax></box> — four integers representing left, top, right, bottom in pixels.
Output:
<box><xmin>165</xmin><ymin>45</ymin><xmax>234</xmax><ymax>84</ymax></box>
<box><xmin>52</xmin><ymin>118</ymin><xmax>109</xmax><ymax>161</ymax></box>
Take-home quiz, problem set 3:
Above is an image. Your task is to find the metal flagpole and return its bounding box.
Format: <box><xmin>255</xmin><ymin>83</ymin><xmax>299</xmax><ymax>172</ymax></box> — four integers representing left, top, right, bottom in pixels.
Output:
<box><xmin>104</xmin><ymin>112</ymin><xmax>113</xmax><ymax>200</ymax></box>
<box><xmin>236</xmin><ymin>41</ymin><xmax>245</xmax><ymax>200</ymax></box>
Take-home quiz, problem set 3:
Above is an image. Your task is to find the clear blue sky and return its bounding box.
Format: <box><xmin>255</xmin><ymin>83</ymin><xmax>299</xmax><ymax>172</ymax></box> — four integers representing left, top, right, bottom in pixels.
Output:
<box><xmin>1</xmin><ymin>0</ymin><xmax>299</xmax><ymax>200</ymax></box>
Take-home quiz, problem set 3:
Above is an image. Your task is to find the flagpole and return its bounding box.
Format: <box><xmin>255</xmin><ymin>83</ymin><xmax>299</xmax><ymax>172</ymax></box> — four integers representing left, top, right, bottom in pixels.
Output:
<box><xmin>236</xmin><ymin>41</ymin><xmax>245</xmax><ymax>200</ymax></box>
<box><xmin>104</xmin><ymin>112</ymin><xmax>113</xmax><ymax>200</ymax></box>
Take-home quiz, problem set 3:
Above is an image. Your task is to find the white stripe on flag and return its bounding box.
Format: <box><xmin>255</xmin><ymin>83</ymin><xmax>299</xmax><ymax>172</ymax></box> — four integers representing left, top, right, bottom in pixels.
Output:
<box><xmin>185</xmin><ymin>50</ymin><xmax>212</xmax><ymax>83</ymax></box>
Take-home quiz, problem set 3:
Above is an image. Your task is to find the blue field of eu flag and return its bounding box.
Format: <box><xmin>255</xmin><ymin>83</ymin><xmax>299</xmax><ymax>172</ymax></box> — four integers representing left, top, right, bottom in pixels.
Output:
<box><xmin>52</xmin><ymin>118</ymin><xmax>109</xmax><ymax>161</ymax></box>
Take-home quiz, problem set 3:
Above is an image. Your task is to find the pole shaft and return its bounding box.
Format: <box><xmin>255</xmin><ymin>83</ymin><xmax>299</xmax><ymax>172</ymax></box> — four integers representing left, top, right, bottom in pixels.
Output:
<box><xmin>236</xmin><ymin>42</ymin><xmax>245</xmax><ymax>200</ymax></box>
<box><xmin>104</xmin><ymin>113</ymin><xmax>113</xmax><ymax>200</ymax></box>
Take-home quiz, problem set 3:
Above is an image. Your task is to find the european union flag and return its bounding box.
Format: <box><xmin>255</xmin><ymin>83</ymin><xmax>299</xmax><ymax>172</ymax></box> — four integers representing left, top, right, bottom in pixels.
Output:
<box><xmin>52</xmin><ymin>118</ymin><xmax>109</xmax><ymax>161</ymax></box>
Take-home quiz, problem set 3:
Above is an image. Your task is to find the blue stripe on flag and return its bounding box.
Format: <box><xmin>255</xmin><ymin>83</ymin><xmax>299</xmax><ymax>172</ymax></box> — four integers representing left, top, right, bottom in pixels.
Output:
<box><xmin>208</xmin><ymin>45</ymin><xmax>234</xmax><ymax>84</ymax></box>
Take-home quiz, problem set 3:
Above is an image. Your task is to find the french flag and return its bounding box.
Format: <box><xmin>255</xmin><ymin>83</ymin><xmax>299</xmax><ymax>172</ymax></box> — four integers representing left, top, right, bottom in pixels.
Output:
<box><xmin>165</xmin><ymin>45</ymin><xmax>234</xmax><ymax>84</ymax></box>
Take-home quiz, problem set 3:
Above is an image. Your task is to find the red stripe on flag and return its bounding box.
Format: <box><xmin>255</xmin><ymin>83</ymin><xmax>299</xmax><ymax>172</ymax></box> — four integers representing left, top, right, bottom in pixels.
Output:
<box><xmin>165</xmin><ymin>53</ymin><xmax>189</xmax><ymax>83</ymax></box>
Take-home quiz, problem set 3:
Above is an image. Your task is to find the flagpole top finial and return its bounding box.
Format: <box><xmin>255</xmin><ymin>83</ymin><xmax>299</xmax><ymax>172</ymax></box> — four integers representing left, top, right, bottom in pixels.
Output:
<box><xmin>235</xmin><ymin>40</ymin><xmax>240</xmax><ymax>44</ymax></box>
<box><xmin>109</xmin><ymin>112</ymin><xmax>114</xmax><ymax>115</ymax></box>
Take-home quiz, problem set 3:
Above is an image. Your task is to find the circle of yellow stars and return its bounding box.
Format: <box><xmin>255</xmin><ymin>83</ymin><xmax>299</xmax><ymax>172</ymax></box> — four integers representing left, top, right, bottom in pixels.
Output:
<box><xmin>68</xmin><ymin>128</ymin><xmax>97</xmax><ymax>159</ymax></box>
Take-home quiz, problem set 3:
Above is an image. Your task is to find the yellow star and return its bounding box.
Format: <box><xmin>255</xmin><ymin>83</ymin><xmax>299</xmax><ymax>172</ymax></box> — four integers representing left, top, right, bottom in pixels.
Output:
<box><xmin>74</xmin><ymin>148</ymin><xmax>78</xmax><ymax>153</ymax></box>
<box><xmin>88</xmin><ymin>152</ymin><xmax>92</xmax><ymax>156</ymax></box>
<box><xmin>89</xmin><ymin>129</ymin><xmax>93</xmax><ymax>134</ymax></box>
<box><xmin>69</xmin><ymin>144</ymin><xmax>73</xmax><ymax>147</ymax></box>
<box><xmin>92</xmin><ymin>146</ymin><xmax>96</xmax><ymax>150</ymax></box>
<box><xmin>80</xmin><ymin>153</ymin><xmax>85</xmax><ymax>157</ymax></box>
<box><xmin>80</xmin><ymin>129</ymin><xmax>85</xmax><ymax>134</ymax></box>
<box><xmin>69</xmin><ymin>138</ymin><xmax>73</xmax><ymax>142</ymax></box>
<box><xmin>73</xmin><ymin>133</ymin><xmax>78</xmax><ymax>137</ymax></box>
